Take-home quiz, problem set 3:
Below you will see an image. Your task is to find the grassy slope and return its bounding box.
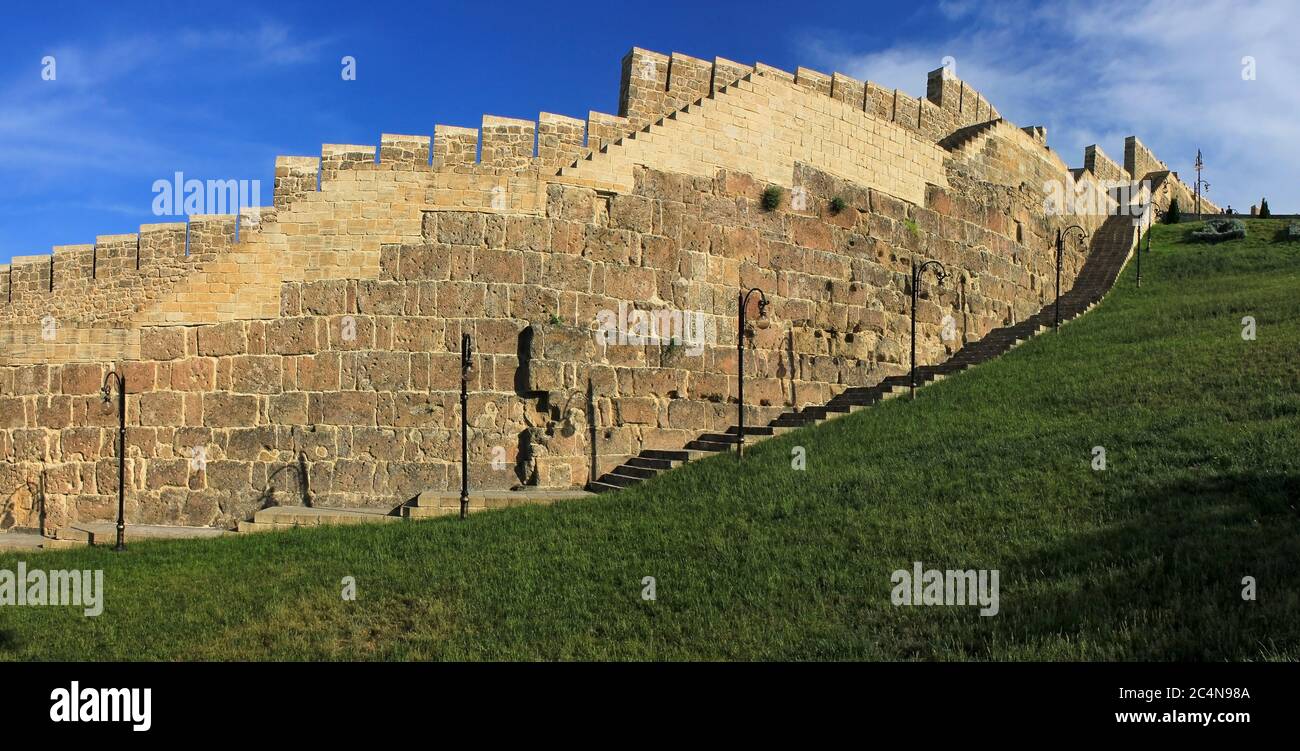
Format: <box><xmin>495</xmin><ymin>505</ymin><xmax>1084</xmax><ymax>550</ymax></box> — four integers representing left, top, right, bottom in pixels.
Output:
<box><xmin>2</xmin><ymin>219</ymin><xmax>1297</xmax><ymax>661</ymax></box>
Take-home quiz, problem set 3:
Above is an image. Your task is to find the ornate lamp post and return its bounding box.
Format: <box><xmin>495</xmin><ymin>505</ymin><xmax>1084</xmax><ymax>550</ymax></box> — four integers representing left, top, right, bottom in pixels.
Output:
<box><xmin>99</xmin><ymin>369</ymin><xmax>127</xmax><ymax>552</ymax></box>
<box><xmin>736</xmin><ymin>287</ymin><xmax>770</xmax><ymax>459</ymax></box>
<box><xmin>1053</xmin><ymin>225</ymin><xmax>1089</xmax><ymax>331</ymax></box>
<box><xmin>459</xmin><ymin>332</ymin><xmax>475</xmax><ymax>519</ymax></box>
<box><xmin>1193</xmin><ymin>149</ymin><xmax>1210</xmax><ymax>222</ymax></box>
<box><xmin>910</xmin><ymin>259</ymin><xmax>946</xmax><ymax>399</ymax></box>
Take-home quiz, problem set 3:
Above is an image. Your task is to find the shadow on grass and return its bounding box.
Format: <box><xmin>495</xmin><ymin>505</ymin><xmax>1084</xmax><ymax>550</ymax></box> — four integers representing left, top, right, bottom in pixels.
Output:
<box><xmin>1270</xmin><ymin>226</ymin><xmax>1300</xmax><ymax>243</ymax></box>
<box><xmin>0</xmin><ymin>629</ymin><xmax>17</xmax><ymax>653</ymax></box>
<box><xmin>991</xmin><ymin>471</ymin><xmax>1300</xmax><ymax>660</ymax></box>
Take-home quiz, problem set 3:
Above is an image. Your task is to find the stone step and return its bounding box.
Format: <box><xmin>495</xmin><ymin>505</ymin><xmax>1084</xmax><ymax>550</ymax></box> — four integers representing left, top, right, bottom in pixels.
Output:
<box><xmin>684</xmin><ymin>439</ymin><xmax>734</xmax><ymax>452</ymax></box>
<box><xmin>236</xmin><ymin>520</ymin><xmax>296</xmax><ymax>533</ymax></box>
<box><xmin>408</xmin><ymin>489</ymin><xmax>597</xmax><ymax>514</ymax></box>
<box><xmin>828</xmin><ymin>394</ymin><xmax>883</xmax><ymax>407</ymax></box>
<box><xmin>626</xmin><ymin>456</ymin><xmax>679</xmax><ymax>471</ymax></box>
<box><xmin>770</xmin><ymin>417</ymin><xmax>817</xmax><ymax>429</ymax></box>
<box><xmin>596</xmin><ymin>472</ymin><xmax>644</xmax><ymax>489</ymax></box>
<box><xmin>54</xmin><ymin>523</ymin><xmax>230</xmax><ymax>545</ymax></box>
<box><xmin>612</xmin><ymin>464</ymin><xmax>659</xmax><ymax>480</ymax></box>
<box><xmin>696</xmin><ymin>432</ymin><xmax>742</xmax><ymax>444</ymax></box>
<box><xmin>723</xmin><ymin>425</ymin><xmax>775</xmax><ymax>436</ymax></box>
<box><xmin>642</xmin><ymin>449</ymin><xmax>691</xmax><ymax>462</ymax></box>
<box><xmin>250</xmin><ymin>505</ymin><xmax>401</xmax><ymax>528</ymax></box>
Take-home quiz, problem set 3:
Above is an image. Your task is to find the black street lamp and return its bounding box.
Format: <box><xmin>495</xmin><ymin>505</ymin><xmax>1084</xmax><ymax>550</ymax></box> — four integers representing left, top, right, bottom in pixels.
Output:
<box><xmin>1140</xmin><ymin>204</ymin><xmax>1165</xmax><ymax>289</ymax></box>
<box><xmin>459</xmin><ymin>332</ymin><xmax>475</xmax><ymax>519</ymax></box>
<box><xmin>1053</xmin><ymin>225</ymin><xmax>1089</xmax><ymax>331</ymax></box>
<box><xmin>736</xmin><ymin>287</ymin><xmax>770</xmax><ymax>459</ymax></box>
<box><xmin>910</xmin><ymin>259</ymin><xmax>946</xmax><ymax>399</ymax></box>
<box><xmin>99</xmin><ymin>369</ymin><xmax>127</xmax><ymax>552</ymax></box>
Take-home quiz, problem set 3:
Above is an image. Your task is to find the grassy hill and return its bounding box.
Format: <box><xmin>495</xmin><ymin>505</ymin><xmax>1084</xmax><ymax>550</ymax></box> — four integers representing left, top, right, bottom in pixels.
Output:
<box><xmin>2</xmin><ymin>218</ymin><xmax>1297</xmax><ymax>661</ymax></box>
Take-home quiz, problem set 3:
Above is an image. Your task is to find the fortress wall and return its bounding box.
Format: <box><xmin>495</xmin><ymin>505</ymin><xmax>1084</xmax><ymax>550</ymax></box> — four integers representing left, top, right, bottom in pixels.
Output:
<box><xmin>0</xmin><ymin>155</ymin><xmax>1094</xmax><ymax>531</ymax></box>
<box><xmin>1</xmin><ymin>45</ymin><xmax>1154</xmax><ymax>531</ymax></box>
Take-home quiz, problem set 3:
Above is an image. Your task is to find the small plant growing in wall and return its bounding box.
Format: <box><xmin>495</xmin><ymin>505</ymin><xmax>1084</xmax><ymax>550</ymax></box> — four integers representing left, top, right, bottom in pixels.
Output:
<box><xmin>829</xmin><ymin>196</ymin><xmax>847</xmax><ymax>215</ymax></box>
<box><xmin>549</xmin><ymin>313</ymin><xmax>564</xmax><ymax>326</ymax></box>
<box><xmin>904</xmin><ymin>218</ymin><xmax>920</xmax><ymax>237</ymax></box>
<box><xmin>761</xmin><ymin>185</ymin><xmax>784</xmax><ymax>212</ymax></box>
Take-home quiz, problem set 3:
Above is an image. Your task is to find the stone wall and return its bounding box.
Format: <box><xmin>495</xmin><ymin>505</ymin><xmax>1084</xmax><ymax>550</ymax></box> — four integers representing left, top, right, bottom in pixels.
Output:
<box><xmin>0</xmin><ymin>155</ymin><xmax>1093</xmax><ymax>531</ymax></box>
<box><xmin>1</xmin><ymin>45</ymin><xmax>1154</xmax><ymax>532</ymax></box>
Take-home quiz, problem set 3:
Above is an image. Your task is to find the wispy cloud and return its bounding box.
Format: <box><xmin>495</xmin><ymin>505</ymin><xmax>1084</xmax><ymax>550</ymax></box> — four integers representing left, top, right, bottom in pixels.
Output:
<box><xmin>177</xmin><ymin>21</ymin><xmax>335</xmax><ymax>66</ymax></box>
<box><xmin>801</xmin><ymin>0</ymin><xmax>1298</xmax><ymax>211</ymax></box>
<box><xmin>0</xmin><ymin>18</ymin><xmax>332</xmax><ymax>257</ymax></box>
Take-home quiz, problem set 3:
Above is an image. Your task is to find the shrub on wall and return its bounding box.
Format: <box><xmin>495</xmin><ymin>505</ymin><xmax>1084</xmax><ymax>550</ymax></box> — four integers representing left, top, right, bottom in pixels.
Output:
<box><xmin>1190</xmin><ymin>218</ymin><xmax>1247</xmax><ymax>243</ymax></box>
<box><xmin>761</xmin><ymin>185</ymin><xmax>783</xmax><ymax>212</ymax></box>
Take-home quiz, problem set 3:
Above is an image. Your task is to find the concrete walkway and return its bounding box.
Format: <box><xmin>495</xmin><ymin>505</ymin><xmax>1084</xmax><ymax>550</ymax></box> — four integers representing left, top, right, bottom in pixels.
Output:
<box><xmin>0</xmin><ymin>530</ymin><xmax>47</xmax><ymax>551</ymax></box>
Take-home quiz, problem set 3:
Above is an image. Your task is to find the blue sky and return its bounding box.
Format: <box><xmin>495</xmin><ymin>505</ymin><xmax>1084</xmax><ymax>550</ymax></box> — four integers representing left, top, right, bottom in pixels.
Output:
<box><xmin>2</xmin><ymin>0</ymin><xmax>1294</xmax><ymax>265</ymax></box>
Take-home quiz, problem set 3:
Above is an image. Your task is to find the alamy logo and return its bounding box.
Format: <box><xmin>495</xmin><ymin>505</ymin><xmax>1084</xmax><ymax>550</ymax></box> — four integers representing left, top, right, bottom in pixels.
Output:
<box><xmin>594</xmin><ymin>301</ymin><xmax>711</xmax><ymax>356</ymax></box>
<box><xmin>151</xmin><ymin>171</ymin><xmax>262</xmax><ymax>222</ymax></box>
<box><xmin>50</xmin><ymin>682</ymin><xmax>151</xmax><ymax>732</ymax></box>
<box><xmin>890</xmin><ymin>561</ymin><xmax>999</xmax><ymax>616</ymax></box>
<box><xmin>1042</xmin><ymin>175</ymin><xmax>1151</xmax><ymax>220</ymax></box>
<box><xmin>0</xmin><ymin>563</ymin><xmax>103</xmax><ymax>617</ymax></box>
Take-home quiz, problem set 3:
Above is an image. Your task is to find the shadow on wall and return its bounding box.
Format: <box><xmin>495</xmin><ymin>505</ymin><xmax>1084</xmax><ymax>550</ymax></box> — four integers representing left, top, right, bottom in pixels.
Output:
<box><xmin>259</xmin><ymin>453</ymin><xmax>314</xmax><ymax>510</ymax></box>
<box><xmin>0</xmin><ymin>470</ymin><xmax>45</xmax><ymax>532</ymax></box>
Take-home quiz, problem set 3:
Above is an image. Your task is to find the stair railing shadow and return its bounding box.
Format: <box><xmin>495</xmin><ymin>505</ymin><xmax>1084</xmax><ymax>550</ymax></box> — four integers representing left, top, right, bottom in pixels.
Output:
<box><xmin>260</xmin><ymin>452</ymin><xmax>313</xmax><ymax>510</ymax></box>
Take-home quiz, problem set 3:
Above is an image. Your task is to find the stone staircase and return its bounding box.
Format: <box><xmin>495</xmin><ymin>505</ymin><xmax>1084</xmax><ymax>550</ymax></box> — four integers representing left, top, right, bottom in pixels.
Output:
<box><xmin>590</xmin><ymin>214</ymin><xmax>1138</xmax><ymax>493</ymax></box>
<box><xmin>938</xmin><ymin>118</ymin><xmax>1005</xmax><ymax>154</ymax></box>
<box><xmin>556</xmin><ymin>74</ymin><xmax>753</xmax><ymax>191</ymax></box>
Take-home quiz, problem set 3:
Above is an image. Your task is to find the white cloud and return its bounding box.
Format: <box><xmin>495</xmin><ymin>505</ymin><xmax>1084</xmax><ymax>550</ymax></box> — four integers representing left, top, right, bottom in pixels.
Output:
<box><xmin>802</xmin><ymin>0</ymin><xmax>1299</xmax><ymax>211</ymax></box>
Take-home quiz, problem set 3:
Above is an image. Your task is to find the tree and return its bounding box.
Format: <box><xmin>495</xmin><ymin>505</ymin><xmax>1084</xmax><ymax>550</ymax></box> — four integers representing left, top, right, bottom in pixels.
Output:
<box><xmin>1165</xmin><ymin>197</ymin><xmax>1181</xmax><ymax>224</ymax></box>
<box><xmin>1259</xmin><ymin>198</ymin><xmax>1271</xmax><ymax>218</ymax></box>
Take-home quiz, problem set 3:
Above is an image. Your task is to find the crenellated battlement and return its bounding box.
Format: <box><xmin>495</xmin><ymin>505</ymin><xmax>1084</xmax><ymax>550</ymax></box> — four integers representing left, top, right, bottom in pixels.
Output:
<box><xmin>1084</xmin><ymin>144</ymin><xmax>1126</xmax><ymax>184</ymax></box>
<box><xmin>1</xmin><ymin>43</ymin><xmax>1204</xmax><ymax>345</ymax></box>
<box><xmin>379</xmin><ymin>133</ymin><xmax>431</xmax><ymax>169</ymax></box>
<box><xmin>617</xmin><ymin>46</ymin><xmax>1004</xmax><ymax>152</ymax></box>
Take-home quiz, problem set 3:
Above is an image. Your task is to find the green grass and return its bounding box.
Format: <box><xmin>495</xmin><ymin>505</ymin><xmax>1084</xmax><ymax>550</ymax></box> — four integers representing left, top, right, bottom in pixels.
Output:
<box><xmin>3</xmin><ymin>219</ymin><xmax>1298</xmax><ymax>661</ymax></box>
